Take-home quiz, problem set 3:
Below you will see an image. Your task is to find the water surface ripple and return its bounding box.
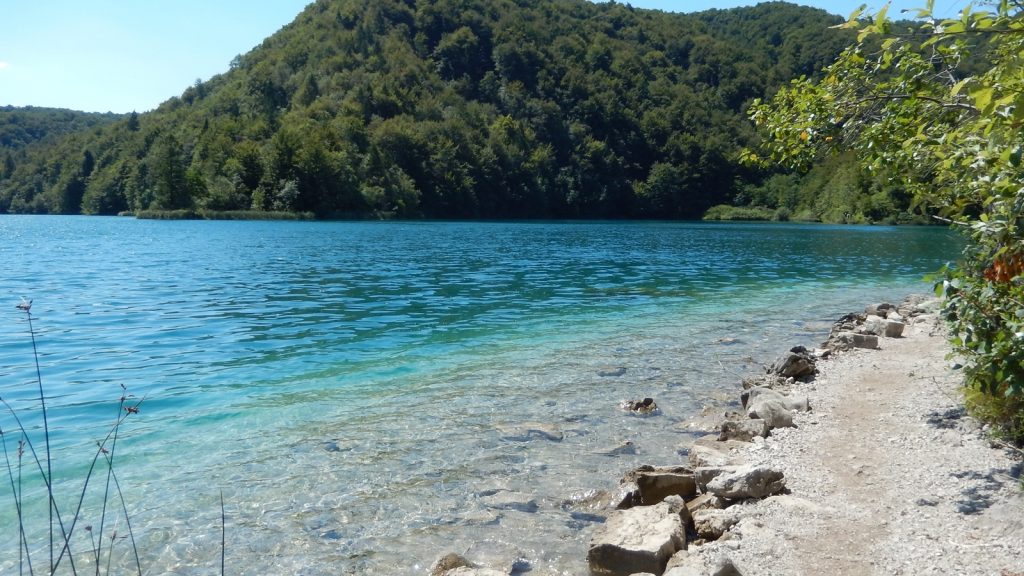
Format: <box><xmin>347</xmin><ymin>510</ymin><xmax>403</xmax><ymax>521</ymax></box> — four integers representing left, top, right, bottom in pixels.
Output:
<box><xmin>0</xmin><ymin>217</ymin><xmax>958</xmax><ymax>574</ymax></box>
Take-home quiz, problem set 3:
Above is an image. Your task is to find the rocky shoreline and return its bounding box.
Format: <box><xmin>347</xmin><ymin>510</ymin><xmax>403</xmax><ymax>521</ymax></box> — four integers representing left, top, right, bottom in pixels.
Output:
<box><xmin>429</xmin><ymin>296</ymin><xmax>1024</xmax><ymax>576</ymax></box>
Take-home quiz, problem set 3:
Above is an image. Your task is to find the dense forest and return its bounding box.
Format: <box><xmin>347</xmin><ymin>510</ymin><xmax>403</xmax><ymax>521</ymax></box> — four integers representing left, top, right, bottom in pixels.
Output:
<box><xmin>0</xmin><ymin>107</ymin><xmax>123</xmax><ymax>200</ymax></box>
<box><xmin>0</xmin><ymin>0</ymin><xmax>875</xmax><ymax>219</ymax></box>
<box><xmin>0</xmin><ymin>106</ymin><xmax>123</xmax><ymax>151</ymax></box>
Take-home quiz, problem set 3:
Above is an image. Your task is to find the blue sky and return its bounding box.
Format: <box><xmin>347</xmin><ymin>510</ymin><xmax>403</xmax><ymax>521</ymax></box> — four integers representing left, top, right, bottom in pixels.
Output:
<box><xmin>0</xmin><ymin>0</ymin><xmax>967</xmax><ymax>114</ymax></box>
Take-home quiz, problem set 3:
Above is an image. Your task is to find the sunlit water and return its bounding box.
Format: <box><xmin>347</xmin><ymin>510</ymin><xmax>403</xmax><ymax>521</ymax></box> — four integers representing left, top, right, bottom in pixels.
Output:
<box><xmin>0</xmin><ymin>217</ymin><xmax>959</xmax><ymax>574</ymax></box>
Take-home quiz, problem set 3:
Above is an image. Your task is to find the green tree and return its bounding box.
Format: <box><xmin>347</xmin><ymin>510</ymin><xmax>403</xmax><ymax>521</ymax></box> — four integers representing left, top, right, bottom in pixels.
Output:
<box><xmin>152</xmin><ymin>134</ymin><xmax>191</xmax><ymax>209</ymax></box>
<box><xmin>127</xmin><ymin>110</ymin><xmax>140</xmax><ymax>132</ymax></box>
<box><xmin>294</xmin><ymin>74</ymin><xmax>320</xmax><ymax>107</ymax></box>
<box><xmin>80</xmin><ymin>149</ymin><xmax>95</xmax><ymax>179</ymax></box>
<box><xmin>748</xmin><ymin>1</ymin><xmax>1024</xmax><ymax>438</ymax></box>
<box><xmin>2</xmin><ymin>151</ymin><xmax>14</xmax><ymax>179</ymax></box>
<box><xmin>82</xmin><ymin>159</ymin><xmax>131</xmax><ymax>214</ymax></box>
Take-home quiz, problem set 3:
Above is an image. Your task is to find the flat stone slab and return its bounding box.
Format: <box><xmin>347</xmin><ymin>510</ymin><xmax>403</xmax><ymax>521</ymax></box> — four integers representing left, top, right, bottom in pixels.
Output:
<box><xmin>636</xmin><ymin>471</ymin><xmax>698</xmax><ymax>505</ymax></box>
<box><xmin>587</xmin><ymin>497</ymin><xmax>687</xmax><ymax>576</ymax></box>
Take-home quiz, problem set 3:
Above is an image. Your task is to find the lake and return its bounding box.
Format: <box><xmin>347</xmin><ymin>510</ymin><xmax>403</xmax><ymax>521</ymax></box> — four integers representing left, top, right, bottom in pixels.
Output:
<box><xmin>0</xmin><ymin>217</ymin><xmax>959</xmax><ymax>574</ymax></box>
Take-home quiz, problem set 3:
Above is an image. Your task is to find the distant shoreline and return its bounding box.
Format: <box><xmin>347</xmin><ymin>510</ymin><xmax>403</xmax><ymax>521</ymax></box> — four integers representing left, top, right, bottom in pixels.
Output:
<box><xmin>128</xmin><ymin>208</ymin><xmax>315</xmax><ymax>221</ymax></box>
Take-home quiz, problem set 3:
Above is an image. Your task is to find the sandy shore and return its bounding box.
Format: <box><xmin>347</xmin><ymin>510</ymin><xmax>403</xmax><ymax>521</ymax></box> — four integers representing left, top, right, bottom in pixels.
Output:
<box><xmin>681</xmin><ymin>306</ymin><xmax>1024</xmax><ymax>575</ymax></box>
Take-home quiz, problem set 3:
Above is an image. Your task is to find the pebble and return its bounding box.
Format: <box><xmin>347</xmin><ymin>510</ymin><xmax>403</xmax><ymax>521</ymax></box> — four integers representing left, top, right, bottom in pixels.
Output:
<box><xmin>674</xmin><ymin>307</ymin><xmax>1024</xmax><ymax>575</ymax></box>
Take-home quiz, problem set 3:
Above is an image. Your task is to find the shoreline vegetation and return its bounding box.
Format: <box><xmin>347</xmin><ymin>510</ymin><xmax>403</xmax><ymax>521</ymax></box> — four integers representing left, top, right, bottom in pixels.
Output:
<box><xmin>128</xmin><ymin>209</ymin><xmax>316</xmax><ymax>221</ymax></box>
<box><xmin>3</xmin><ymin>300</ymin><xmax>146</xmax><ymax>576</ymax></box>
<box><xmin>3</xmin><ymin>301</ymin><xmax>224</xmax><ymax>576</ymax></box>
<box><xmin>701</xmin><ymin>203</ymin><xmax>934</xmax><ymax>225</ymax></box>
<box><xmin>430</xmin><ymin>295</ymin><xmax>1024</xmax><ymax>576</ymax></box>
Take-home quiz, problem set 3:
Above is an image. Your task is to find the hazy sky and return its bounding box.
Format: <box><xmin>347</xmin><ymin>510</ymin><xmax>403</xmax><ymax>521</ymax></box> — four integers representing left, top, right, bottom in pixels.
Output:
<box><xmin>0</xmin><ymin>0</ymin><xmax>968</xmax><ymax>114</ymax></box>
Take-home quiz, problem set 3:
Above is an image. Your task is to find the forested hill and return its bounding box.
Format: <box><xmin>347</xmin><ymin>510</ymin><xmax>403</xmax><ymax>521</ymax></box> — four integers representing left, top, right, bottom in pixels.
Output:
<box><xmin>0</xmin><ymin>107</ymin><xmax>123</xmax><ymax>150</ymax></box>
<box><xmin>0</xmin><ymin>0</ymin><xmax>854</xmax><ymax>218</ymax></box>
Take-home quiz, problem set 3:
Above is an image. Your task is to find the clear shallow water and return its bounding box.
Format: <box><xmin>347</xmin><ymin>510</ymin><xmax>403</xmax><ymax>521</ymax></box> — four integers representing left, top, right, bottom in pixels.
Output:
<box><xmin>0</xmin><ymin>217</ymin><xmax>959</xmax><ymax>574</ymax></box>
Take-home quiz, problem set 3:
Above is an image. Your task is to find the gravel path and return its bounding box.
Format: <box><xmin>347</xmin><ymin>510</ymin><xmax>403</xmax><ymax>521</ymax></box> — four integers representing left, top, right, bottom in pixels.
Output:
<box><xmin>683</xmin><ymin>310</ymin><xmax>1024</xmax><ymax>575</ymax></box>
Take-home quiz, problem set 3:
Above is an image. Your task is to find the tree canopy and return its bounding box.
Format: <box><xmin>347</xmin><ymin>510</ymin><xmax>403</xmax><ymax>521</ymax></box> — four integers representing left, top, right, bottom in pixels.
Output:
<box><xmin>0</xmin><ymin>0</ymin><xmax>859</xmax><ymax>219</ymax></box>
<box><xmin>749</xmin><ymin>0</ymin><xmax>1024</xmax><ymax>439</ymax></box>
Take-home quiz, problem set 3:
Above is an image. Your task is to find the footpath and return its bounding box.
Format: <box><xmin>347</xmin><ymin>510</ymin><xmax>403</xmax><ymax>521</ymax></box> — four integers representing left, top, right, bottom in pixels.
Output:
<box><xmin>660</xmin><ymin>299</ymin><xmax>1024</xmax><ymax>575</ymax></box>
<box><xmin>432</xmin><ymin>298</ymin><xmax>1024</xmax><ymax>576</ymax></box>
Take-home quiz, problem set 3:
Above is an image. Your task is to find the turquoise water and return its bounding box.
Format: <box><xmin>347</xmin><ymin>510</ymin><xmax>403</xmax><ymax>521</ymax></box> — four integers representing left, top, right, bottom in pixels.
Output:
<box><xmin>0</xmin><ymin>217</ymin><xmax>958</xmax><ymax>574</ymax></box>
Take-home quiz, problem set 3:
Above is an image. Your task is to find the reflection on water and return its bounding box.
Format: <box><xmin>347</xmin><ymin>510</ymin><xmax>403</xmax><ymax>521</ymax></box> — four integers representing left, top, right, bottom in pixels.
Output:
<box><xmin>0</xmin><ymin>217</ymin><xmax>959</xmax><ymax>574</ymax></box>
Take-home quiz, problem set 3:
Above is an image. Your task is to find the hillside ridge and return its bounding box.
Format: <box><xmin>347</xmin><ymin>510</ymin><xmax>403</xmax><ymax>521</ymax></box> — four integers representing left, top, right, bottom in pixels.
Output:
<box><xmin>0</xmin><ymin>0</ymin><xmax>858</xmax><ymax>218</ymax></box>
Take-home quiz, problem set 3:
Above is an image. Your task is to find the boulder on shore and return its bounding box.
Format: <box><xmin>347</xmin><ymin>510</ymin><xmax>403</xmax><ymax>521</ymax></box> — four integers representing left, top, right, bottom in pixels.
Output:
<box><xmin>862</xmin><ymin>315</ymin><xmax>906</xmax><ymax>338</ymax></box>
<box><xmin>741</xmin><ymin>386</ymin><xmax>809</xmax><ymax>413</ymax></box>
<box><xmin>686</xmin><ymin>492</ymin><xmax>726</xmax><ymax>514</ymax></box>
<box><xmin>587</xmin><ymin>496</ymin><xmax>689</xmax><ymax>576</ymax></box>
<box><xmin>704</xmin><ymin>465</ymin><xmax>786</xmax><ymax>499</ymax></box>
<box><xmin>687</xmin><ymin>437</ymin><xmax>746</xmax><ymax>469</ymax></box>
<box><xmin>826</xmin><ymin>331</ymin><xmax>879</xmax><ymax>351</ymax></box>
<box><xmin>740</xmin><ymin>374</ymin><xmax>789</xmax><ymax>390</ymax></box>
<box><xmin>767</xmin><ymin>346</ymin><xmax>816</xmax><ymax>379</ymax></box>
<box><xmin>746</xmin><ymin>397</ymin><xmax>794</xmax><ymax>429</ymax></box>
<box><xmin>636</xmin><ymin>471</ymin><xmax>699</xmax><ymax>505</ymax></box>
<box><xmin>692</xmin><ymin>507</ymin><xmax>743</xmax><ymax>540</ymax></box>
<box><xmin>619</xmin><ymin>465</ymin><xmax>698</xmax><ymax>507</ymax></box>
<box><xmin>864</xmin><ymin>302</ymin><xmax>896</xmax><ymax>317</ymax></box>
<box><xmin>694</xmin><ymin>465</ymin><xmax>735</xmax><ymax>491</ymax></box>
<box><xmin>665</xmin><ymin>554</ymin><xmax>744</xmax><ymax>576</ymax></box>
<box><xmin>718</xmin><ymin>419</ymin><xmax>769</xmax><ymax>442</ymax></box>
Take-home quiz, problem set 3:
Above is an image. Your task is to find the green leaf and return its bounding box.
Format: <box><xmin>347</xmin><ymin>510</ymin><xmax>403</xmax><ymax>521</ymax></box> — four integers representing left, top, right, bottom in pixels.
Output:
<box><xmin>875</xmin><ymin>4</ymin><xmax>889</xmax><ymax>25</ymax></box>
<box><xmin>971</xmin><ymin>86</ymin><xmax>994</xmax><ymax>111</ymax></box>
<box><xmin>950</xmin><ymin>77</ymin><xmax>971</xmax><ymax>96</ymax></box>
<box><xmin>943</xmin><ymin>21</ymin><xmax>966</xmax><ymax>33</ymax></box>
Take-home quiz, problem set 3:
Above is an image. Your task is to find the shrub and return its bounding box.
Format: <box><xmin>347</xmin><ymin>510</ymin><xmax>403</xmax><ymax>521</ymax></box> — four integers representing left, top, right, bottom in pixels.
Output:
<box><xmin>702</xmin><ymin>204</ymin><xmax>776</xmax><ymax>221</ymax></box>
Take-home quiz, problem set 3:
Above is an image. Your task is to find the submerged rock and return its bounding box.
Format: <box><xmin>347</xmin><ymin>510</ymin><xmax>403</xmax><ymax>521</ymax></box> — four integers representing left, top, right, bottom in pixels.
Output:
<box><xmin>564</xmin><ymin>484</ymin><xmax>639</xmax><ymax>512</ymax></box>
<box><xmin>497</xmin><ymin>422</ymin><xmax>564</xmax><ymax>442</ymax></box>
<box><xmin>480</xmin><ymin>490</ymin><xmax>539</xmax><ymax>513</ymax></box>
<box><xmin>622</xmin><ymin>397</ymin><xmax>660</xmax><ymax>415</ymax></box>
<box><xmin>599</xmin><ymin>366</ymin><xmax>628</xmax><ymax>377</ymax></box>
<box><xmin>445</xmin><ymin>567</ymin><xmax>507</xmax><ymax>576</ymax></box>
<box><xmin>597</xmin><ymin>440</ymin><xmax>637</xmax><ymax>457</ymax></box>
<box><xmin>431</xmin><ymin>553</ymin><xmax>474</xmax><ymax>576</ymax></box>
